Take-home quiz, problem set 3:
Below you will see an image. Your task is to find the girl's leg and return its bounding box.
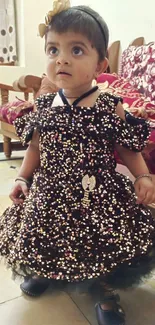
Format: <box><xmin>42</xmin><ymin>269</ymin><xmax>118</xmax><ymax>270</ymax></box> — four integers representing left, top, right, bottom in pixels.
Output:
<box><xmin>89</xmin><ymin>281</ymin><xmax>125</xmax><ymax>325</ymax></box>
<box><xmin>95</xmin><ymin>292</ymin><xmax>125</xmax><ymax>325</ymax></box>
<box><xmin>20</xmin><ymin>275</ymin><xmax>50</xmax><ymax>297</ymax></box>
<box><xmin>93</xmin><ymin>248</ymin><xmax>155</xmax><ymax>325</ymax></box>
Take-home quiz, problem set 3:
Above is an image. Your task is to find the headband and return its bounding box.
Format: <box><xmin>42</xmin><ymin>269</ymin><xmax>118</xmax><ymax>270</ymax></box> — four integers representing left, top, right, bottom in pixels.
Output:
<box><xmin>38</xmin><ymin>0</ymin><xmax>107</xmax><ymax>46</ymax></box>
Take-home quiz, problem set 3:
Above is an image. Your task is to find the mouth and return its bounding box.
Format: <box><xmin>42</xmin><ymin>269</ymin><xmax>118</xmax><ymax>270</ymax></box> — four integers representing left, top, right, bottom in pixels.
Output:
<box><xmin>57</xmin><ymin>71</ymin><xmax>72</xmax><ymax>76</ymax></box>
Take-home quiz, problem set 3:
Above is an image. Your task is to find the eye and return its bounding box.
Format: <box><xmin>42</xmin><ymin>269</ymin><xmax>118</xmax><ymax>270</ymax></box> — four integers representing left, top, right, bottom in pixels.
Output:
<box><xmin>49</xmin><ymin>47</ymin><xmax>59</xmax><ymax>55</ymax></box>
<box><xmin>72</xmin><ymin>46</ymin><xmax>84</xmax><ymax>56</ymax></box>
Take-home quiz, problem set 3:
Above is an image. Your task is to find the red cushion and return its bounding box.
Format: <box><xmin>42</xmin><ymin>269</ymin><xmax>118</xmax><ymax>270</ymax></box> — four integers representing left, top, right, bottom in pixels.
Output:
<box><xmin>97</xmin><ymin>73</ymin><xmax>155</xmax><ymax>121</ymax></box>
<box><xmin>97</xmin><ymin>73</ymin><xmax>118</xmax><ymax>84</ymax></box>
<box><xmin>0</xmin><ymin>99</ymin><xmax>33</xmax><ymax>124</ymax></box>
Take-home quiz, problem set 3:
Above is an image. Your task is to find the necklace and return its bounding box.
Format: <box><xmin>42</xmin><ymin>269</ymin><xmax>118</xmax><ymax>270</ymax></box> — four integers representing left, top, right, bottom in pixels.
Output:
<box><xmin>59</xmin><ymin>86</ymin><xmax>99</xmax><ymax>106</ymax></box>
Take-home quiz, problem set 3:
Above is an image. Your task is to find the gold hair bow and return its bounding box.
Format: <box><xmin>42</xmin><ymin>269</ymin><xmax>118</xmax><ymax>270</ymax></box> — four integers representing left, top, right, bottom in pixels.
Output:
<box><xmin>38</xmin><ymin>0</ymin><xmax>71</xmax><ymax>38</ymax></box>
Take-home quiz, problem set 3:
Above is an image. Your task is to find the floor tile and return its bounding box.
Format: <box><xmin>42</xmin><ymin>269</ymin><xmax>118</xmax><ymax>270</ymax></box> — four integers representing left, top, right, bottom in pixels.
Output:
<box><xmin>118</xmin><ymin>286</ymin><xmax>155</xmax><ymax>325</ymax></box>
<box><xmin>57</xmin><ymin>285</ymin><xmax>155</xmax><ymax>325</ymax></box>
<box><xmin>68</xmin><ymin>292</ymin><xmax>97</xmax><ymax>325</ymax></box>
<box><xmin>0</xmin><ymin>196</ymin><xmax>12</xmax><ymax>212</ymax></box>
<box><xmin>0</xmin><ymin>260</ymin><xmax>21</xmax><ymax>304</ymax></box>
<box><xmin>0</xmin><ymin>151</ymin><xmax>25</xmax><ymax>161</ymax></box>
<box><xmin>0</xmin><ymin>160</ymin><xmax>20</xmax><ymax>196</ymax></box>
<box><xmin>0</xmin><ymin>291</ymin><xmax>89</xmax><ymax>325</ymax></box>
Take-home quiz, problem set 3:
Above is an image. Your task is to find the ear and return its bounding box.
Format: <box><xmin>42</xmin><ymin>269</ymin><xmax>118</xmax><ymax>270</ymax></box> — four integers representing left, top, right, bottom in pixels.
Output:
<box><xmin>94</xmin><ymin>58</ymin><xmax>109</xmax><ymax>78</ymax></box>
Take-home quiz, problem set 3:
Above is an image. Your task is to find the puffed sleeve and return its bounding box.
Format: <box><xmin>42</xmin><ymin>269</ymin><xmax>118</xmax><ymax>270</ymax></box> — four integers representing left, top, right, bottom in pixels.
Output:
<box><xmin>14</xmin><ymin>93</ymin><xmax>54</xmax><ymax>145</ymax></box>
<box><xmin>112</xmin><ymin>111</ymin><xmax>151</xmax><ymax>152</ymax></box>
<box><xmin>14</xmin><ymin>111</ymin><xmax>40</xmax><ymax>145</ymax></box>
<box><xmin>101</xmin><ymin>93</ymin><xmax>151</xmax><ymax>152</ymax></box>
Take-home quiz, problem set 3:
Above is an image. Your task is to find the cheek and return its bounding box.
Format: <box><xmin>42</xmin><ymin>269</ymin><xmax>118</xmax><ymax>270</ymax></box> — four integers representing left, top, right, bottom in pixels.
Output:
<box><xmin>46</xmin><ymin>61</ymin><xmax>55</xmax><ymax>81</ymax></box>
<box><xmin>78</xmin><ymin>62</ymin><xmax>97</xmax><ymax>79</ymax></box>
<box><xmin>77</xmin><ymin>67</ymin><xmax>91</xmax><ymax>79</ymax></box>
<box><xmin>78</xmin><ymin>72</ymin><xmax>93</xmax><ymax>80</ymax></box>
<box><xmin>85</xmin><ymin>70</ymin><xmax>95</xmax><ymax>79</ymax></box>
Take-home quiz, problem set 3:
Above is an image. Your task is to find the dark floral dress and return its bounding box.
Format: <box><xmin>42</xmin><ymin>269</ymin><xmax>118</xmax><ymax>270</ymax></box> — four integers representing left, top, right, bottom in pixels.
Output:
<box><xmin>0</xmin><ymin>92</ymin><xmax>155</xmax><ymax>289</ymax></box>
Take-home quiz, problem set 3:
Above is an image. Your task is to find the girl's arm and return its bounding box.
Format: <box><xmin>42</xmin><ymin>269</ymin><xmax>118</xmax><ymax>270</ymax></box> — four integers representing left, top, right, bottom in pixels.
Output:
<box><xmin>9</xmin><ymin>130</ymin><xmax>40</xmax><ymax>204</ymax></box>
<box><xmin>115</xmin><ymin>102</ymin><xmax>155</xmax><ymax>205</ymax></box>
<box><xmin>115</xmin><ymin>102</ymin><xmax>149</xmax><ymax>177</ymax></box>
<box><xmin>115</xmin><ymin>145</ymin><xmax>149</xmax><ymax>177</ymax></box>
<box><xmin>115</xmin><ymin>144</ymin><xmax>155</xmax><ymax>205</ymax></box>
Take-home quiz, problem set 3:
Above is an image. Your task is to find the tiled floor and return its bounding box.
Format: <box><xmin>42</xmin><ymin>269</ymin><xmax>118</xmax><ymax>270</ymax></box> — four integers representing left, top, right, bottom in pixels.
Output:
<box><xmin>0</xmin><ymin>157</ymin><xmax>155</xmax><ymax>324</ymax></box>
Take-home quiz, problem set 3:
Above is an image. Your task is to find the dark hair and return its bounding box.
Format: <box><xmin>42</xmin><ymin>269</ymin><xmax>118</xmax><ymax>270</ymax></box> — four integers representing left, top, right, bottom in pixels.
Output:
<box><xmin>46</xmin><ymin>6</ymin><xmax>109</xmax><ymax>61</ymax></box>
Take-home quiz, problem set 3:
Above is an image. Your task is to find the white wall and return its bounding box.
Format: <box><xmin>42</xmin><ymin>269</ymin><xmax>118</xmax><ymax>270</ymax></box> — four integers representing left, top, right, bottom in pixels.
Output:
<box><xmin>72</xmin><ymin>0</ymin><xmax>155</xmax><ymax>49</ymax></box>
<box><xmin>0</xmin><ymin>0</ymin><xmax>52</xmax><ymax>85</ymax></box>
<box><xmin>0</xmin><ymin>0</ymin><xmax>154</xmax><ymax>86</ymax></box>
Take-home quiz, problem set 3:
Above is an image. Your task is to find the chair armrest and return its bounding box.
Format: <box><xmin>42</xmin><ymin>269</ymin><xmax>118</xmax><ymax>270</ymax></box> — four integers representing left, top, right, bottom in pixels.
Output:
<box><xmin>16</xmin><ymin>74</ymin><xmax>58</xmax><ymax>99</ymax></box>
<box><xmin>18</xmin><ymin>75</ymin><xmax>42</xmax><ymax>91</ymax></box>
<box><xmin>0</xmin><ymin>82</ymin><xmax>32</xmax><ymax>93</ymax></box>
<box><xmin>0</xmin><ymin>82</ymin><xmax>33</xmax><ymax>105</ymax></box>
<box><xmin>0</xmin><ymin>83</ymin><xmax>15</xmax><ymax>91</ymax></box>
<box><xmin>12</xmin><ymin>75</ymin><xmax>42</xmax><ymax>101</ymax></box>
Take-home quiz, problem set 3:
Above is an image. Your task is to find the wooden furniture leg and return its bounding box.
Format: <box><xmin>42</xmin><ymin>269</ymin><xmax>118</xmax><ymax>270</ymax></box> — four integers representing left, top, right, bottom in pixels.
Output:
<box><xmin>3</xmin><ymin>135</ymin><xmax>12</xmax><ymax>158</ymax></box>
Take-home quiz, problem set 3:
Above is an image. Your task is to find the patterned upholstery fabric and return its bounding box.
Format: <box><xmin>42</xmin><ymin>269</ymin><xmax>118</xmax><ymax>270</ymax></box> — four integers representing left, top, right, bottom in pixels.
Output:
<box><xmin>0</xmin><ymin>99</ymin><xmax>33</xmax><ymax>124</ymax></box>
<box><xmin>97</xmin><ymin>73</ymin><xmax>155</xmax><ymax>121</ymax></box>
<box><xmin>119</xmin><ymin>43</ymin><xmax>155</xmax><ymax>103</ymax></box>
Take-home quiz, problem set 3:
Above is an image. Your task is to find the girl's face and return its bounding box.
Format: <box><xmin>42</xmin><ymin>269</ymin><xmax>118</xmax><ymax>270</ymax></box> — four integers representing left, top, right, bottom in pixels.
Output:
<box><xmin>45</xmin><ymin>30</ymin><xmax>108</xmax><ymax>93</ymax></box>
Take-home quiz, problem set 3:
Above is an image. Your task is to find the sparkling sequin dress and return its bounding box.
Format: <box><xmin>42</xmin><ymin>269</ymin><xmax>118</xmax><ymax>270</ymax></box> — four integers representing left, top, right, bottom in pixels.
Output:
<box><xmin>0</xmin><ymin>92</ymin><xmax>155</xmax><ymax>289</ymax></box>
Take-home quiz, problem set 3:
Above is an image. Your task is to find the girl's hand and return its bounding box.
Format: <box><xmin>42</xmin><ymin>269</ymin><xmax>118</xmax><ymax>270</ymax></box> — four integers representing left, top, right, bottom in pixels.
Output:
<box><xmin>134</xmin><ymin>177</ymin><xmax>155</xmax><ymax>205</ymax></box>
<box><xmin>9</xmin><ymin>181</ymin><xmax>29</xmax><ymax>204</ymax></box>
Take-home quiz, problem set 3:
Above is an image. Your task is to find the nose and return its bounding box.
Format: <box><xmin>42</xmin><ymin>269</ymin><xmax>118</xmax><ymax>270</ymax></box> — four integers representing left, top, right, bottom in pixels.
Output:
<box><xmin>56</xmin><ymin>54</ymin><xmax>70</xmax><ymax>65</ymax></box>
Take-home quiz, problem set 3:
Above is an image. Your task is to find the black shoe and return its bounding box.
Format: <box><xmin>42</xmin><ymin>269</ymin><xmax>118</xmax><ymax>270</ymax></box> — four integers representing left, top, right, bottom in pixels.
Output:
<box><xmin>20</xmin><ymin>276</ymin><xmax>50</xmax><ymax>297</ymax></box>
<box><xmin>95</xmin><ymin>294</ymin><xmax>125</xmax><ymax>325</ymax></box>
